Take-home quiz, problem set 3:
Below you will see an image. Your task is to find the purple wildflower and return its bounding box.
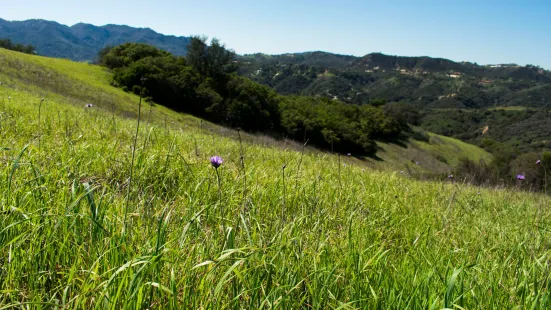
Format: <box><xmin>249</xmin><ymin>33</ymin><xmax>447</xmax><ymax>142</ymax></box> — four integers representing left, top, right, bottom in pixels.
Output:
<box><xmin>448</xmin><ymin>174</ymin><xmax>453</xmax><ymax>179</ymax></box>
<box><xmin>536</xmin><ymin>159</ymin><xmax>541</xmax><ymax>165</ymax></box>
<box><xmin>516</xmin><ymin>174</ymin><xmax>525</xmax><ymax>180</ymax></box>
<box><xmin>210</xmin><ymin>156</ymin><xmax>223</xmax><ymax>168</ymax></box>
<box><xmin>415</xmin><ymin>161</ymin><xmax>419</xmax><ymax>165</ymax></box>
<box><xmin>85</xmin><ymin>103</ymin><xmax>93</xmax><ymax>108</ymax></box>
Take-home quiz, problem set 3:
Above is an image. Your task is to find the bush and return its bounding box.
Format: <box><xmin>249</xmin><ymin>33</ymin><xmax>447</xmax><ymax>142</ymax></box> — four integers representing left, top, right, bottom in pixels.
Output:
<box><xmin>0</xmin><ymin>38</ymin><xmax>36</xmax><ymax>54</ymax></box>
<box><xmin>436</xmin><ymin>154</ymin><xmax>448</xmax><ymax>164</ymax></box>
<box><xmin>410</xmin><ymin>129</ymin><xmax>430</xmax><ymax>142</ymax></box>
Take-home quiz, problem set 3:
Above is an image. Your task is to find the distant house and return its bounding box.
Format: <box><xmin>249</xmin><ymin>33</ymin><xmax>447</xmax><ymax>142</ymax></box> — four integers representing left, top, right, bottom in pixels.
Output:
<box><xmin>438</xmin><ymin>93</ymin><xmax>458</xmax><ymax>100</ymax></box>
<box><xmin>448</xmin><ymin>72</ymin><xmax>461</xmax><ymax>78</ymax></box>
<box><xmin>479</xmin><ymin>78</ymin><xmax>492</xmax><ymax>85</ymax></box>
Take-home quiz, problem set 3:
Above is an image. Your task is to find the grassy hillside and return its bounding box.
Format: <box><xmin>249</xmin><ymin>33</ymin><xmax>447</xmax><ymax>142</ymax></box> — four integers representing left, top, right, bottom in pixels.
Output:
<box><xmin>0</xmin><ymin>47</ymin><xmax>491</xmax><ymax>175</ymax></box>
<box><xmin>370</xmin><ymin>132</ymin><xmax>492</xmax><ymax>175</ymax></box>
<box><xmin>2</xmin><ymin>49</ymin><xmax>550</xmax><ymax>309</ymax></box>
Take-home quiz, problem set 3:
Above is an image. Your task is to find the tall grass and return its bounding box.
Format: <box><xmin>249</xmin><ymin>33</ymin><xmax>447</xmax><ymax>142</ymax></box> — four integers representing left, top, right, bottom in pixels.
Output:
<box><xmin>1</xmin><ymin>49</ymin><xmax>551</xmax><ymax>309</ymax></box>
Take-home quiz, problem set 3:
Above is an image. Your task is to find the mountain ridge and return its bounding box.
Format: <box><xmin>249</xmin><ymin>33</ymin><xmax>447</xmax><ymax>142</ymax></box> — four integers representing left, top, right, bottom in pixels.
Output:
<box><xmin>0</xmin><ymin>18</ymin><xmax>191</xmax><ymax>61</ymax></box>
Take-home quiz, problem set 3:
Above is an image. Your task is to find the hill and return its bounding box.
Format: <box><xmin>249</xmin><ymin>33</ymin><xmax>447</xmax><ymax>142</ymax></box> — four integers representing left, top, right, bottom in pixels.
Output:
<box><xmin>0</xmin><ymin>47</ymin><xmax>489</xmax><ymax>175</ymax></box>
<box><xmin>2</xmin><ymin>48</ymin><xmax>550</xmax><ymax>308</ymax></box>
<box><xmin>238</xmin><ymin>52</ymin><xmax>551</xmax><ymax>153</ymax></box>
<box><xmin>3</xmin><ymin>47</ymin><xmax>551</xmax><ymax>308</ymax></box>
<box><xmin>238</xmin><ymin>52</ymin><xmax>551</xmax><ymax>108</ymax></box>
<box><xmin>2</xmin><ymin>18</ymin><xmax>549</xmax><ymax>155</ymax></box>
<box><xmin>0</xmin><ymin>18</ymin><xmax>191</xmax><ymax>61</ymax></box>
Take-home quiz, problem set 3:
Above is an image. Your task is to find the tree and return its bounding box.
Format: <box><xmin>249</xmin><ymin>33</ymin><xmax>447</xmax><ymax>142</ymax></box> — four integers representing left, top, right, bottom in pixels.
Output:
<box><xmin>369</xmin><ymin>98</ymin><xmax>387</xmax><ymax>107</ymax></box>
<box><xmin>96</xmin><ymin>45</ymin><xmax>113</xmax><ymax>64</ymax></box>
<box><xmin>186</xmin><ymin>36</ymin><xmax>235</xmax><ymax>79</ymax></box>
<box><xmin>383</xmin><ymin>102</ymin><xmax>420</xmax><ymax>127</ymax></box>
<box><xmin>0</xmin><ymin>38</ymin><xmax>36</xmax><ymax>55</ymax></box>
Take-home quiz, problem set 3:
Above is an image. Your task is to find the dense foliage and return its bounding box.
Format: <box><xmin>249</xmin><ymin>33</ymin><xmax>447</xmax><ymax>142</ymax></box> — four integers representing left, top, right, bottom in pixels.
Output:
<box><xmin>98</xmin><ymin>41</ymin><xmax>405</xmax><ymax>154</ymax></box>
<box><xmin>420</xmin><ymin>108</ymin><xmax>551</xmax><ymax>153</ymax></box>
<box><xmin>0</xmin><ymin>38</ymin><xmax>35</xmax><ymax>54</ymax></box>
<box><xmin>239</xmin><ymin>52</ymin><xmax>551</xmax><ymax>107</ymax></box>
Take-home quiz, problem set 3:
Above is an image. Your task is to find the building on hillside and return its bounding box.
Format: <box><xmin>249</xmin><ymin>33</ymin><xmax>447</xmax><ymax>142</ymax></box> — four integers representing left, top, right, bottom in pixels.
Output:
<box><xmin>479</xmin><ymin>78</ymin><xmax>492</xmax><ymax>85</ymax></box>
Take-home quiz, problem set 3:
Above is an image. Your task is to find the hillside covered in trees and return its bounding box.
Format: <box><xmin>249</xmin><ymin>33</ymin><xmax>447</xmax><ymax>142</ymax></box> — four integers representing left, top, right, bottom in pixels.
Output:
<box><xmin>238</xmin><ymin>52</ymin><xmax>551</xmax><ymax>152</ymax></box>
<box><xmin>97</xmin><ymin>40</ymin><xmax>408</xmax><ymax>155</ymax></box>
<box><xmin>238</xmin><ymin>52</ymin><xmax>550</xmax><ymax>109</ymax></box>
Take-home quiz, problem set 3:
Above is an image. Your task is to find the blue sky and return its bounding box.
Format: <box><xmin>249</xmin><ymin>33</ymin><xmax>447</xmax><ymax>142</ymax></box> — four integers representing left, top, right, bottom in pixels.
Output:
<box><xmin>3</xmin><ymin>0</ymin><xmax>551</xmax><ymax>68</ymax></box>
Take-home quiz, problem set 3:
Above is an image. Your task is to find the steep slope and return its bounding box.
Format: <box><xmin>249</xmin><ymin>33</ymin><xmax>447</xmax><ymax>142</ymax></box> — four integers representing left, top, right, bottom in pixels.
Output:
<box><xmin>0</xmin><ymin>49</ymin><xmax>491</xmax><ymax>175</ymax></box>
<box><xmin>0</xmin><ymin>18</ymin><xmax>191</xmax><ymax>61</ymax></box>
<box><xmin>1</xmin><ymin>48</ymin><xmax>550</xmax><ymax>309</ymax></box>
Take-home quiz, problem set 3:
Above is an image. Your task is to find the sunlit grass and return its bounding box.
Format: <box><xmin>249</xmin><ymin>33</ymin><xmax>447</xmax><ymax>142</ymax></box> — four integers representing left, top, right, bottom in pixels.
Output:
<box><xmin>1</xmin><ymin>49</ymin><xmax>551</xmax><ymax>309</ymax></box>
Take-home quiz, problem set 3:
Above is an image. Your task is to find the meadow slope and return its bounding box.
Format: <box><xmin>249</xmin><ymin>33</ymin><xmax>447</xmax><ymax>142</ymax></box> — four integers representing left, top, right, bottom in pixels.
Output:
<box><xmin>1</xmin><ymin>49</ymin><xmax>550</xmax><ymax>309</ymax></box>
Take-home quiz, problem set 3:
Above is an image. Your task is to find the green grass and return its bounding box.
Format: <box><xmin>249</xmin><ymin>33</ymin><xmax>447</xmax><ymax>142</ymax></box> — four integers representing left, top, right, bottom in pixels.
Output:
<box><xmin>414</xmin><ymin>132</ymin><xmax>492</xmax><ymax>165</ymax></box>
<box><xmin>367</xmin><ymin>132</ymin><xmax>492</xmax><ymax>176</ymax></box>
<box><xmin>2</xmin><ymin>49</ymin><xmax>551</xmax><ymax>309</ymax></box>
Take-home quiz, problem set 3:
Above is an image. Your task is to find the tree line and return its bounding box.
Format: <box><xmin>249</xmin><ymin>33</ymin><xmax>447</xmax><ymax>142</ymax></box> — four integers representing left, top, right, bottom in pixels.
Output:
<box><xmin>0</xmin><ymin>38</ymin><xmax>36</xmax><ymax>54</ymax></box>
<box><xmin>97</xmin><ymin>39</ymin><xmax>410</xmax><ymax>155</ymax></box>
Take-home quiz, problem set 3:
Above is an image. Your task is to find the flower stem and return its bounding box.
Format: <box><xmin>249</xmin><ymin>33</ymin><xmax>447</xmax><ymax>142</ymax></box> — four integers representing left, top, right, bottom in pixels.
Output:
<box><xmin>123</xmin><ymin>84</ymin><xmax>143</xmax><ymax>237</ymax></box>
<box><xmin>215</xmin><ymin>167</ymin><xmax>222</xmax><ymax>216</ymax></box>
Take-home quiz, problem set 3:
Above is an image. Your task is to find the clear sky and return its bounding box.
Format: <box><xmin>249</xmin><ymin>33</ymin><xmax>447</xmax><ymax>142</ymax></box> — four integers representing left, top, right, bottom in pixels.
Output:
<box><xmin>2</xmin><ymin>0</ymin><xmax>551</xmax><ymax>68</ymax></box>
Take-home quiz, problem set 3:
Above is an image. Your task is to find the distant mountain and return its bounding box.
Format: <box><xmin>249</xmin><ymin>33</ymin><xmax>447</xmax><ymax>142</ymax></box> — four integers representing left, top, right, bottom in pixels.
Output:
<box><xmin>0</xmin><ymin>18</ymin><xmax>191</xmax><ymax>61</ymax></box>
